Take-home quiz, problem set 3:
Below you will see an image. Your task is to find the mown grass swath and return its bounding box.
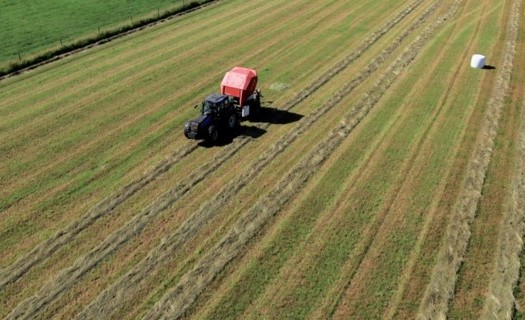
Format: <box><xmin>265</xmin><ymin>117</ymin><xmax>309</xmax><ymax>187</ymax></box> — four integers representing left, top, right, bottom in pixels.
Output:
<box><xmin>3</xmin><ymin>0</ymin><xmax>421</xmax><ymax>317</ymax></box>
<box><xmin>418</xmin><ymin>0</ymin><xmax>522</xmax><ymax>317</ymax></box>
<box><xmin>1</xmin><ymin>0</ymin><xmax>524</xmax><ymax>318</ymax></box>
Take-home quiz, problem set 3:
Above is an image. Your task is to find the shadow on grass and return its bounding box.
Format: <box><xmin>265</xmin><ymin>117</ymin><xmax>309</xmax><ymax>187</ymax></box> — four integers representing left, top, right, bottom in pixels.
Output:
<box><xmin>197</xmin><ymin>108</ymin><xmax>303</xmax><ymax>148</ymax></box>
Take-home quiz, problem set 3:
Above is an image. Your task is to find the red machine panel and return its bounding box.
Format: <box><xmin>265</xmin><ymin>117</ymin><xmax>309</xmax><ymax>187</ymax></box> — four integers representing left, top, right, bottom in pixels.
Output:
<box><xmin>220</xmin><ymin>67</ymin><xmax>258</xmax><ymax>106</ymax></box>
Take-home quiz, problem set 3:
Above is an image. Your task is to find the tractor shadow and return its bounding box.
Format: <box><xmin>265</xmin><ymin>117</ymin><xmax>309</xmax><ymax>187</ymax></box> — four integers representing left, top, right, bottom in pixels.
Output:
<box><xmin>198</xmin><ymin>107</ymin><xmax>303</xmax><ymax>148</ymax></box>
<box><xmin>198</xmin><ymin>126</ymin><xmax>267</xmax><ymax>147</ymax></box>
<box><xmin>249</xmin><ymin>106</ymin><xmax>304</xmax><ymax>125</ymax></box>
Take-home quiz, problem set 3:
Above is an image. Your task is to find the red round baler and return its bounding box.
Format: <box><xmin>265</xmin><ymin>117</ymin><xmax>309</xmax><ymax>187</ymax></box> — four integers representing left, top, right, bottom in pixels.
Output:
<box><xmin>220</xmin><ymin>67</ymin><xmax>258</xmax><ymax>107</ymax></box>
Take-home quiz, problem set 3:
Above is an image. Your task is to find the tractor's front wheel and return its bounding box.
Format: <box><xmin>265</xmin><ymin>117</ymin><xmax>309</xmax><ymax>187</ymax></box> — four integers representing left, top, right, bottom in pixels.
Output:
<box><xmin>184</xmin><ymin>125</ymin><xmax>191</xmax><ymax>139</ymax></box>
<box><xmin>207</xmin><ymin>125</ymin><xmax>219</xmax><ymax>143</ymax></box>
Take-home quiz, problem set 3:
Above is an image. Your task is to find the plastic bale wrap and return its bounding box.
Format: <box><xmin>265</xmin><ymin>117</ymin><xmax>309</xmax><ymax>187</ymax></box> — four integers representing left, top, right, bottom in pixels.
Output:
<box><xmin>470</xmin><ymin>54</ymin><xmax>486</xmax><ymax>68</ymax></box>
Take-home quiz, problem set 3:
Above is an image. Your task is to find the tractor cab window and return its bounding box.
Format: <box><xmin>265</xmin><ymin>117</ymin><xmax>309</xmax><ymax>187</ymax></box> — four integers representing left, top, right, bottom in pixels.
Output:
<box><xmin>202</xmin><ymin>101</ymin><xmax>215</xmax><ymax>114</ymax></box>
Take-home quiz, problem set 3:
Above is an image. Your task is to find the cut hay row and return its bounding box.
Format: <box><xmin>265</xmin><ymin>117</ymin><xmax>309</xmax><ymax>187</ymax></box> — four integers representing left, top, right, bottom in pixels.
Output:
<box><xmin>3</xmin><ymin>1</ymin><xmax>423</xmax><ymax>318</ymax></box>
<box><xmin>144</xmin><ymin>1</ymin><xmax>462</xmax><ymax>316</ymax></box>
<box><xmin>480</xmin><ymin>88</ymin><xmax>525</xmax><ymax>320</ymax></box>
<box><xmin>321</xmin><ymin>6</ymin><xmax>486</xmax><ymax>319</ymax></box>
<box><xmin>5</xmin><ymin>140</ymin><xmax>246</xmax><ymax>320</ymax></box>
<box><xmin>234</xmin><ymin>1</ymin><xmax>472</xmax><ymax>318</ymax></box>
<box><xmin>0</xmin><ymin>0</ymin><xmax>302</xmax><ymax>201</ymax></box>
<box><xmin>481</xmin><ymin>26</ymin><xmax>525</xmax><ymax>320</ymax></box>
<box><xmin>446</xmin><ymin>3</ymin><xmax>518</xmax><ymax>317</ymax></box>
<box><xmin>242</xmin><ymin>2</ymin><xmax>482</xmax><ymax>318</ymax></box>
<box><xmin>373</xmin><ymin>1</ymin><xmax>505</xmax><ymax>318</ymax></box>
<box><xmin>417</xmin><ymin>0</ymin><xmax>522</xmax><ymax>316</ymax></box>
<box><xmin>2</xmin><ymin>0</ymin><xmax>356</xmax><ymax>276</ymax></box>
<box><xmin>0</xmin><ymin>0</ymin><xmax>422</xmax><ymax>309</ymax></box>
<box><xmin>73</xmin><ymin>1</ymin><xmax>438</xmax><ymax>318</ymax></box>
<box><xmin>0</xmin><ymin>144</ymin><xmax>197</xmax><ymax>289</ymax></box>
<box><xmin>386</xmin><ymin>6</ymin><xmax>511</xmax><ymax>318</ymax></box>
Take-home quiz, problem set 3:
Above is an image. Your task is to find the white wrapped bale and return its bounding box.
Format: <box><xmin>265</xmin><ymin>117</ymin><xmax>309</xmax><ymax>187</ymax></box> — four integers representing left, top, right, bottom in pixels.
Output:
<box><xmin>471</xmin><ymin>54</ymin><xmax>486</xmax><ymax>69</ymax></box>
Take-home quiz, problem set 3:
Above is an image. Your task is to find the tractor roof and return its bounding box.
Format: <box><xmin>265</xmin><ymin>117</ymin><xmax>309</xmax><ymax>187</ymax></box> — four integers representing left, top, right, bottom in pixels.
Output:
<box><xmin>205</xmin><ymin>93</ymin><xmax>229</xmax><ymax>104</ymax></box>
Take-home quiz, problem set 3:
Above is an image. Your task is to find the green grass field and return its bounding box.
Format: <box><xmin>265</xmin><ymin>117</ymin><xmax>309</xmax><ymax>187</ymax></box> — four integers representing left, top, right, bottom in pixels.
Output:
<box><xmin>0</xmin><ymin>0</ymin><xmax>189</xmax><ymax>69</ymax></box>
<box><xmin>1</xmin><ymin>0</ymin><xmax>524</xmax><ymax>318</ymax></box>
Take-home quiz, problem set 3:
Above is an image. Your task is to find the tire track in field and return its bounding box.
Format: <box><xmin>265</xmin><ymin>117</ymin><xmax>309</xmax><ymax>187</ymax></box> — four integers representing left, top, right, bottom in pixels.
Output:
<box><xmin>73</xmin><ymin>1</ymin><xmax>435</xmax><ymax>318</ymax></box>
<box><xmin>4</xmin><ymin>2</ymin><xmax>427</xmax><ymax>318</ymax></box>
<box><xmin>417</xmin><ymin>0</ymin><xmax>521</xmax><ymax>317</ymax></box>
<box><xmin>481</xmin><ymin>62</ymin><xmax>525</xmax><ymax>320</ymax></box>
<box><xmin>145</xmin><ymin>1</ymin><xmax>460</xmax><ymax>317</ymax></box>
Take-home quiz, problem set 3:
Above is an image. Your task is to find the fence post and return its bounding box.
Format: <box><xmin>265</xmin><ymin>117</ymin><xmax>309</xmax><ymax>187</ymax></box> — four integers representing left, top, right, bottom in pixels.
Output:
<box><xmin>60</xmin><ymin>39</ymin><xmax>63</xmax><ymax>46</ymax></box>
<box><xmin>18</xmin><ymin>53</ymin><xmax>21</xmax><ymax>61</ymax></box>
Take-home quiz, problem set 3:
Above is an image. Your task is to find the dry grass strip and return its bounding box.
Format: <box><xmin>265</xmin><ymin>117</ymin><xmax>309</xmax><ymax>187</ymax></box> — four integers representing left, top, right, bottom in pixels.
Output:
<box><xmin>481</xmin><ymin>93</ymin><xmax>525</xmax><ymax>317</ymax></box>
<box><xmin>0</xmin><ymin>145</ymin><xmax>196</xmax><ymax>290</ymax></box>
<box><xmin>5</xmin><ymin>2</ymin><xmax>428</xmax><ymax>319</ymax></box>
<box><xmin>76</xmin><ymin>2</ymin><xmax>435</xmax><ymax>317</ymax></box>
<box><xmin>5</xmin><ymin>142</ymin><xmax>243</xmax><ymax>320</ymax></box>
<box><xmin>0</xmin><ymin>0</ymin><xmax>325</xmax><ymax>291</ymax></box>
<box><xmin>417</xmin><ymin>0</ymin><xmax>521</xmax><ymax>317</ymax></box>
<box><xmin>144</xmin><ymin>2</ymin><xmax>461</xmax><ymax>317</ymax></box>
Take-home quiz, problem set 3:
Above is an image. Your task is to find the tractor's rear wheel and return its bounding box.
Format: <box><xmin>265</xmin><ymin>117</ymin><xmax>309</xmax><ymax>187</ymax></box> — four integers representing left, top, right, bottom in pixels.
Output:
<box><xmin>227</xmin><ymin>113</ymin><xmax>239</xmax><ymax>130</ymax></box>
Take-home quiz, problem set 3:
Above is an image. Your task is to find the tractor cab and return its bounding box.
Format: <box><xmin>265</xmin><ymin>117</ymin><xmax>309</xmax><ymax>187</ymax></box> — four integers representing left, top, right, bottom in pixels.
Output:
<box><xmin>184</xmin><ymin>93</ymin><xmax>238</xmax><ymax>143</ymax></box>
<box><xmin>201</xmin><ymin>93</ymin><xmax>231</xmax><ymax>116</ymax></box>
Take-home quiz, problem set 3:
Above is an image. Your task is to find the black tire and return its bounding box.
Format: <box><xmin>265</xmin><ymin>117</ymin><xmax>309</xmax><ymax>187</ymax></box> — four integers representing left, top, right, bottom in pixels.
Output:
<box><xmin>207</xmin><ymin>125</ymin><xmax>219</xmax><ymax>143</ymax></box>
<box><xmin>227</xmin><ymin>113</ymin><xmax>239</xmax><ymax>130</ymax></box>
<box><xmin>184</xmin><ymin>127</ymin><xmax>191</xmax><ymax>139</ymax></box>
